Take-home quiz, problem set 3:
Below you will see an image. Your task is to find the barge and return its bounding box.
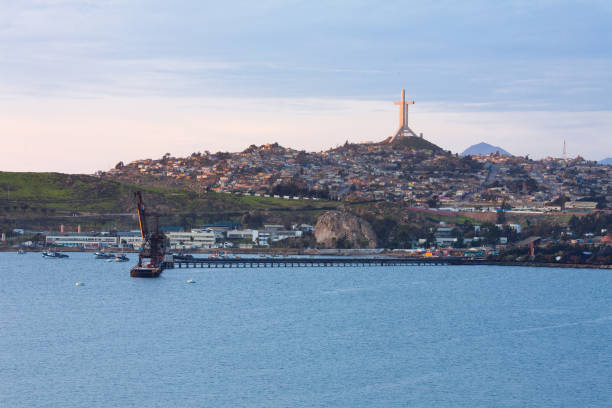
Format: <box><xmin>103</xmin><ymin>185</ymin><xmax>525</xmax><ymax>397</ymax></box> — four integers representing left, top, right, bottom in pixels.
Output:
<box><xmin>130</xmin><ymin>264</ymin><xmax>163</xmax><ymax>278</ymax></box>
<box><xmin>130</xmin><ymin>191</ymin><xmax>168</xmax><ymax>278</ymax></box>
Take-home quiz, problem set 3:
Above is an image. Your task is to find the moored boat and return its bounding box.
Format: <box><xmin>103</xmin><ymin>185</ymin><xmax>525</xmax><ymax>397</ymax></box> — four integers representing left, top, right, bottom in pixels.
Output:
<box><xmin>115</xmin><ymin>254</ymin><xmax>129</xmax><ymax>262</ymax></box>
<box><xmin>42</xmin><ymin>251</ymin><xmax>69</xmax><ymax>259</ymax></box>
<box><xmin>95</xmin><ymin>252</ymin><xmax>114</xmax><ymax>259</ymax></box>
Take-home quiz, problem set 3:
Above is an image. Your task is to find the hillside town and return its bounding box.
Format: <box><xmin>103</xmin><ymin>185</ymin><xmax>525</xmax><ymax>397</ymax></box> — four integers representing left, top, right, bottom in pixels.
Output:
<box><xmin>102</xmin><ymin>137</ymin><xmax>611</xmax><ymax>213</ymax></box>
<box><xmin>2</xmin><ymin>136</ymin><xmax>611</xmax><ymax>265</ymax></box>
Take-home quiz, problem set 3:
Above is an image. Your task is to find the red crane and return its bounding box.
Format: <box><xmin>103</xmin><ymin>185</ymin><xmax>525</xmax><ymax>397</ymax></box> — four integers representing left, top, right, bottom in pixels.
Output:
<box><xmin>131</xmin><ymin>191</ymin><xmax>168</xmax><ymax>278</ymax></box>
<box><xmin>135</xmin><ymin>191</ymin><xmax>148</xmax><ymax>239</ymax></box>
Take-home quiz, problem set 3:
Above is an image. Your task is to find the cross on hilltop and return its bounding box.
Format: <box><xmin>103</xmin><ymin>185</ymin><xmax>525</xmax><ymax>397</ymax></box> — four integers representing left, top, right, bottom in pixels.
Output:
<box><xmin>391</xmin><ymin>89</ymin><xmax>420</xmax><ymax>142</ymax></box>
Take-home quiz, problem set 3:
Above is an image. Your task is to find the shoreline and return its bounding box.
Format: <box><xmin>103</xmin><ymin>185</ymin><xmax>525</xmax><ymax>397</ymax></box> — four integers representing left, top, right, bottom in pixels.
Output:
<box><xmin>462</xmin><ymin>261</ymin><xmax>611</xmax><ymax>269</ymax></box>
<box><xmin>2</xmin><ymin>247</ymin><xmax>609</xmax><ymax>269</ymax></box>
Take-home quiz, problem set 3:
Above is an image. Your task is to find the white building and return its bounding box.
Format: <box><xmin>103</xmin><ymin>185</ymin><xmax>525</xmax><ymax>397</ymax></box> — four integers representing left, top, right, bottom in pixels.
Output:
<box><xmin>117</xmin><ymin>231</ymin><xmax>143</xmax><ymax>248</ymax></box>
<box><xmin>269</xmin><ymin>230</ymin><xmax>302</xmax><ymax>242</ymax></box>
<box><xmin>257</xmin><ymin>231</ymin><xmax>271</xmax><ymax>247</ymax></box>
<box><xmin>263</xmin><ymin>224</ymin><xmax>284</xmax><ymax>231</ymax></box>
<box><xmin>167</xmin><ymin>230</ymin><xmax>216</xmax><ymax>249</ymax></box>
<box><xmin>565</xmin><ymin>201</ymin><xmax>597</xmax><ymax>210</ymax></box>
<box><xmin>226</xmin><ymin>229</ymin><xmax>258</xmax><ymax>242</ymax></box>
<box><xmin>293</xmin><ymin>224</ymin><xmax>314</xmax><ymax>232</ymax></box>
<box><xmin>45</xmin><ymin>233</ymin><xmax>117</xmax><ymax>248</ymax></box>
<box><xmin>434</xmin><ymin>227</ymin><xmax>457</xmax><ymax>247</ymax></box>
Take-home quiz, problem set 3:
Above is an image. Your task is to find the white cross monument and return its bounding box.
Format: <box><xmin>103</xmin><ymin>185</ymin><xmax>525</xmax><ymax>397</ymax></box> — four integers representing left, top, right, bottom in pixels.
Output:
<box><xmin>391</xmin><ymin>89</ymin><xmax>418</xmax><ymax>141</ymax></box>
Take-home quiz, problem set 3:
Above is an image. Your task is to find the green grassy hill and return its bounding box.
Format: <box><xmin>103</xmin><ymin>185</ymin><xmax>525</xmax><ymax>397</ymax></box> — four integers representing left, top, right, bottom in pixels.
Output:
<box><xmin>1</xmin><ymin>172</ymin><xmax>142</xmax><ymax>212</ymax></box>
<box><xmin>0</xmin><ymin>171</ymin><xmax>342</xmax><ymax>231</ymax></box>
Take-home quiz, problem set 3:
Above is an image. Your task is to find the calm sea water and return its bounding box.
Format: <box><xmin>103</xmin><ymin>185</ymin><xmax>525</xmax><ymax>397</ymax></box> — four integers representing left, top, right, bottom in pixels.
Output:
<box><xmin>0</xmin><ymin>253</ymin><xmax>610</xmax><ymax>407</ymax></box>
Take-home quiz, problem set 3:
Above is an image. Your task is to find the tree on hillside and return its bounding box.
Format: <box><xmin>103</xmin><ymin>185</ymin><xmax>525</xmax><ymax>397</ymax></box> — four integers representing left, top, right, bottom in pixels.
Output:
<box><xmin>568</xmin><ymin>213</ymin><xmax>612</xmax><ymax>236</ymax></box>
<box><xmin>241</xmin><ymin>211</ymin><xmax>265</xmax><ymax>229</ymax></box>
<box><xmin>426</xmin><ymin>195</ymin><xmax>439</xmax><ymax>208</ymax></box>
<box><xmin>452</xmin><ymin>228</ymin><xmax>465</xmax><ymax>248</ymax></box>
<box><xmin>496</xmin><ymin>200</ymin><xmax>510</xmax><ymax>224</ymax></box>
<box><xmin>549</xmin><ymin>194</ymin><xmax>569</xmax><ymax>209</ymax></box>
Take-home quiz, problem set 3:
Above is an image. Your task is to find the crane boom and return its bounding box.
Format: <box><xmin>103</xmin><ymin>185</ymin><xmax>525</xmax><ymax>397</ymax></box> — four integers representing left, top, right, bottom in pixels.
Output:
<box><xmin>135</xmin><ymin>191</ymin><xmax>148</xmax><ymax>239</ymax></box>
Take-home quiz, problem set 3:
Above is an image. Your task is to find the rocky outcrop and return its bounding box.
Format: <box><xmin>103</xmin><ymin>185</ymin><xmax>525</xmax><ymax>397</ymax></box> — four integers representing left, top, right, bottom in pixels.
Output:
<box><xmin>314</xmin><ymin>211</ymin><xmax>377</xmax><ymax>248</ymax></box>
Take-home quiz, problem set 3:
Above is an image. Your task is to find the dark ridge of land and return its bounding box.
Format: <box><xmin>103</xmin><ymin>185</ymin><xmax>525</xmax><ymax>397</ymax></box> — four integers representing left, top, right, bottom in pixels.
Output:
<box><xmin>377</xmin><ymin>136</ymin><xmax>446</xmax><ymax>153</ymax></box>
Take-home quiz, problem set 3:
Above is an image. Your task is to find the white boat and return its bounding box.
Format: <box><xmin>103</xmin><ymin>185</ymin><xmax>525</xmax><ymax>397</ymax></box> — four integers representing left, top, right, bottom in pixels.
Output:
<box><xmin>95</xmin><ymin>252</ymin><xmax>114</xmax><ymax>259</ymax></box>
<box><xmin>42</xmin><ymin>251</ymin><xmax>69</xmax><ymax>259</ymax></box>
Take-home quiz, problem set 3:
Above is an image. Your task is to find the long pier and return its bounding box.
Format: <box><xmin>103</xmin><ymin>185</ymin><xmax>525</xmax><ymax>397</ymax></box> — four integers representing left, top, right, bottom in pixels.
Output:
<box><xmin>166</xmin><ymin>256</ymin><xmax>473</xmax><ymax>269</ymax></box>
<box><xmin>164</xmin><ymin>256</ymin><xmax>611</xmax><ymax>270</ymax></box>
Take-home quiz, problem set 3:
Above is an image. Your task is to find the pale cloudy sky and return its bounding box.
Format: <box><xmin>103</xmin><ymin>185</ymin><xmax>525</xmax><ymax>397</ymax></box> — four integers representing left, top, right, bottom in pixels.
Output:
<box><xmin>1</xmin><ymin>0</ymin><xmax>611</xmax><ymax>173</ymax></box>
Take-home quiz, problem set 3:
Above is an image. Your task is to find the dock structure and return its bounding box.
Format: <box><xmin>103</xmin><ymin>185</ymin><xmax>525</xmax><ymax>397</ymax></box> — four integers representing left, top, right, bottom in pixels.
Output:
<box><xmin>166</xmin><ymin>256</ymin><xmax>476</xmax><ymax>269</ymax></box>
<box><xmin>159</xmin><ymin>256</ymin><xmax>611</xmax><ymax>270</ymax></box>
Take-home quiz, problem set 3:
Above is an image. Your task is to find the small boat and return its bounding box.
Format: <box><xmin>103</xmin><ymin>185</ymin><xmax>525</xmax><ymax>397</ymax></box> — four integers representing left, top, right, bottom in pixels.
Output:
<box><xmin>42</xmin><ymin>251</ymin><xmax>69</xmax><ymax>259</ymax></box>
<box><xmin>186</xmin><ymin>279</ymin><xmax>196</xmax><ymax>284</ymax></box>
<box><xmin>115</xmin><ymin>254</ymin><xmax>129</xmax><ymax>262</ymax></box>
<box><xmin>94</xmin><ymin>252</ymin><xmax>114</xmax><ymax>259</ymax></box>
<box><xmin>17</xmin><ymin>249</ymin><xmax>25</xmax><ymax>255</ymax></box>
<box><xmin>75</xmin><ymin>281</ymin><xmax>85</xmax><ymax>286</ymax></box>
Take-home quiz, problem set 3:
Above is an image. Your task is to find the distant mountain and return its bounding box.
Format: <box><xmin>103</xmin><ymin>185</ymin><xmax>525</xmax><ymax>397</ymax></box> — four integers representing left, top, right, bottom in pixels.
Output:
<box><xmin>599</xmin><ymin>157</ymin><xmax>612</xmax><ymax>165</ymax></box>
<box><xmin>461</xmin><ymin>142</ymin><xmax>512</xmax><ymax>157</ymax></box>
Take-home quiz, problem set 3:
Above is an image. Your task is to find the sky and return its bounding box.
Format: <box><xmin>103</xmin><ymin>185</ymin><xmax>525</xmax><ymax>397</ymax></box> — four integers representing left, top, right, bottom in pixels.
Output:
<box><xmin>1</xmin><ymin>0</ymin><xmax>611</xmax><ymax>173</ymax></box>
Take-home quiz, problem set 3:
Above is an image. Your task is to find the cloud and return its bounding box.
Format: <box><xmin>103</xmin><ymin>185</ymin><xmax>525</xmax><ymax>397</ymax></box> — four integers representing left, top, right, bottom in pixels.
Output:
<box><xmin>0</xmin><ymin>1</ymin><xmax>611</xmax><ymax>172</ymax></box>
<box><xmin>1</xmin><ymin>2</ymin><xmax>611</xmax><ymax>105</ymax></box>
<box><xmin>1</xmin><ymin>96</ymin><xmax>610</xmax><ymax>174</ymax></box>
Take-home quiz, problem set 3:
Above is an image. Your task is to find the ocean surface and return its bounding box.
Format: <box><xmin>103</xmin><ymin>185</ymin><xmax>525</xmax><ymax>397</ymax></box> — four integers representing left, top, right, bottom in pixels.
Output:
<box><xmin>0</xmin><ymin>252</ymin><xmax>610</xmax><ymax>407</ymax></box>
